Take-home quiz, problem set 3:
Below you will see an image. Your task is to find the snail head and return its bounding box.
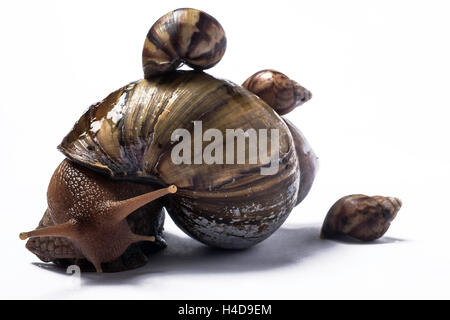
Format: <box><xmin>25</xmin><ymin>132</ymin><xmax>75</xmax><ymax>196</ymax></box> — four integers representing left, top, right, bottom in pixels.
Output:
<box><xmin>19</xmin><ymin>159</ymin><xmax>176</xmax><ymax>273</ymax></box>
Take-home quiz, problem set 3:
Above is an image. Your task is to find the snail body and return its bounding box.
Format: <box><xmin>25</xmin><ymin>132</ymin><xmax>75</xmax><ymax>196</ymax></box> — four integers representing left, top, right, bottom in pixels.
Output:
<box><xmin>21</xmin><ymin>8</ymin><xmax>317</xmax><ymax>272</ymax></box>
<box><xmin>21</xmin><ymin>159</ymin><xmax>175</xmax><ymax>273</ymax></box>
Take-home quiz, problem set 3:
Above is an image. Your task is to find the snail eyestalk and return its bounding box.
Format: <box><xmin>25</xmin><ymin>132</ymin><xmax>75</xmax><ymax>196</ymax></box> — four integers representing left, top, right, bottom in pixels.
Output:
<box><xmin>19</xmin><ymin>220</ymin><xmax>77</xmax><ymax>241</ymax></box>
<box><xmin>19</xmin><ymin>185</ymin><xmax>177</xmax><ymax>241</ymax></box>
<box><xmin>109</xmin><ymin>185</ymin><xmax>177</xmax><ymax>223</ymax></box>
<box><xmin>22</xmin><ymin>160</ymin><xmax>173</xmax><ymax>273</ymax></box>
<box><xmin>132</xmin><ymin>235</ymin><xmax>156</xmax><ymax>242</ymax></box>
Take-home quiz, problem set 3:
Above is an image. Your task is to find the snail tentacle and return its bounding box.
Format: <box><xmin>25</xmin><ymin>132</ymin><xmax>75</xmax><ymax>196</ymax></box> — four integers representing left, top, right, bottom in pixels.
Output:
<box><xmin>109</xmin><ymin>185</ymin><xmax>177</xmax><ymax>223</ymax></box>
<box><xmin>19</xmin><ymin>220</ymin><xmax>77</xmax><ymax>241</ymax></box>
<box><xmin>20</xmin><ymin>160</ymin><xmax>172</xmax><ymax>273</ymax></box>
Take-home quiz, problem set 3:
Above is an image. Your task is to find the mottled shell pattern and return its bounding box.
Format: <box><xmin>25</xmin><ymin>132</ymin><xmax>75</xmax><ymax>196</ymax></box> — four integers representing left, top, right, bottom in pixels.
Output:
<box><xmin>142</xmin><ymin>8</ymin><xmax>226</xmax><ymax>78</ymax></box>
<box><xmin>242</xmin><ymin>70</ymin><xmax>312</xmax><ymax>115</ymax></box>
<box><xmin>321</xmin><ymin>194</ymin><xmax>402</xmax><ymax>241</ymax></box>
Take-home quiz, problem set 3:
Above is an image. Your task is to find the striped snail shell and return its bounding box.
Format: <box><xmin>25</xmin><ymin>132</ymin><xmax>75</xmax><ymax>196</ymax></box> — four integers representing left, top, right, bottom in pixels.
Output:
<box><xmin>20</xmin><ymin>8</ymin><xmax>317</xmax><ymax>272</ymax></box>
<box><xmin>242</xmin><ymin>70</ymin><xmax>312</xmax><ymax>115</ymax></box>
<box><xmin>59</xmin><ymin>71</ymin><xmax>302</xmax><ymax>249</ymax></box>
<box><xmin>142</xmin><ymin>8</ymin><xmax>226</xmax><ymax>78</ymax></box>
<box><xmin>321</xmin><ymin>195</ymin><xmax>402</xmax><ymax>241</ymax></box>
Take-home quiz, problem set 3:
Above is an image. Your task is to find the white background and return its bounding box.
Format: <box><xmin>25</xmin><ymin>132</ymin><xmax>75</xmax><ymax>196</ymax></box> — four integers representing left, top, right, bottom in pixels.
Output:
<box><xmin>1</xmin><ymin>0</ymin><xmax>449</xmax><ymax>299</ymax></box>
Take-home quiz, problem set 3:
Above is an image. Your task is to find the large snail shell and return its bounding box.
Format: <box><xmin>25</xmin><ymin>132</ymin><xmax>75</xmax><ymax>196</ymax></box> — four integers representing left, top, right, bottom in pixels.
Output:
<box><xmin>59</xmin><ymin>71</ymin><xmax>300</xmax><ymax>249</ymax></box>
<box><xmin>142</xmin><ymin>8</ymin><xmax>226</xmax><ymax>78</ymax></box>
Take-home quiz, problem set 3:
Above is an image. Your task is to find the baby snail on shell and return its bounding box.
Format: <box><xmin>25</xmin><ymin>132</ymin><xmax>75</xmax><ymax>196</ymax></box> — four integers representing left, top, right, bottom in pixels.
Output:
<box><xmin>321</xmin><ymin>195</ymin><xmax>402</xmax><ymax>241</ymax></box>
<box><xmin>19</xmin><ymin>8</ymin><xmax>317</xmax><ymax>273</ymax></box>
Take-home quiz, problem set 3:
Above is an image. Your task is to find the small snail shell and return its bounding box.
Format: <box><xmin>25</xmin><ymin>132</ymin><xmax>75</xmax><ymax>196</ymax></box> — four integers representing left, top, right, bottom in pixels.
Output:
<box><xmin>242</xmin><ymin>70</ymin><xmax>312</xmax><ymax>115</ymax></box>
<box><xmin>321</xmin><ymin>195</ymin><xmax>402</xmax><ymax>241</ymax></box>
<box><xmin>142</xmin><ymin>8</ymin><xmax>226</xmax><ymax>78</ymax></box>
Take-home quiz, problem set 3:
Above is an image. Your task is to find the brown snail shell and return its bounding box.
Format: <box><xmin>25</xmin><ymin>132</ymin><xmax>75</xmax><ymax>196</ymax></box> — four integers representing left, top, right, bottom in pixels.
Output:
<box><xmin>59</xmin><ymin>71</ymin><xmax>302</xmax><ymax>249</ymax></box>
<box><xmin>242</xmin><ymin>70</ymin><xmax>312</xmax><ymax>115</ymax></box>
<box><xmin>283</xmin><ymin>118</ymin><xmax>318</xmax><ymax>205</ymax></box>
<box><xmin>142</xmin><ymin>8</ymin><xmax>226</xmax><ymax>78</ymax></box>
<box><xmin>321</xmin><ymin>194</ymin><xmax>402</xmax><ymax>241</ymax></box>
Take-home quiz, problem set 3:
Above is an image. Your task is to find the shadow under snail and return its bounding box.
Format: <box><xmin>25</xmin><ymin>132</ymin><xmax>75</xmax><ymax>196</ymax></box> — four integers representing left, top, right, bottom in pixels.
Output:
<box><xmin>20</xmin><ymin>8</ymin><xmax>318</xmax><ymax>273</ymax></box>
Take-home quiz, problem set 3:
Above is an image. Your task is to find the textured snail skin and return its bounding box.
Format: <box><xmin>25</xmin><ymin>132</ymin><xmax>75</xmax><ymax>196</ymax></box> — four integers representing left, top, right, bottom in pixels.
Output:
<box><xmin>242</xmin><ymin>70</ymin><xmax>312</xmax><ymax>115</ymax></box>
<box><xmin>24</xmin><ymin>160</ymin><xmax>167</xmax><ymax>272</ymax></box>
<box><xmin>58</xmin><ymin>71</ymin><xmax>302</xmax><ymax>249</ymax></box>
<box><xmin>321</xmin><ymin>195</ymin><xmax>402</xmax><ymax>241</ymax></box>
<box><xmin>143</xmin><ymin>8</ymin><xmax>226</xmax><ymax>78</ymax></box>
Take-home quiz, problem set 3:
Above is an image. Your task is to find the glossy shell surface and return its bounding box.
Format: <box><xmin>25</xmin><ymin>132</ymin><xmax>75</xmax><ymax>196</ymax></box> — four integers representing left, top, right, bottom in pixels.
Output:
<box><xmin>142</xmin><ymin>8</ymin><xmax>226</xmax><ymax>77</ymax></box>
<box><xmin>59</xmin><ymin>71</ymin><xmax>300</xmax><ymax>249</ymax></box>
<box><xmin>242</xmin><ymin>70</ymin><xmax>312</xmax><ymax>115</ymax></box>
<box><xmin>321</xmin><ymin>194</ymin><xmax>402</xmax><ymax>241</ymax></box>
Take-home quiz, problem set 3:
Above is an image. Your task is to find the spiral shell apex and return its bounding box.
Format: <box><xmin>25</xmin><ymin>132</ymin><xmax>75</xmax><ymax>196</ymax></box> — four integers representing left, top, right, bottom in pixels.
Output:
<box><xmin>321</xmin><ymin>194</ymin><xmax>402</xmax><ymax>241</ymax></box>
<box><xmin>243</xmin><ymin>70</ymin><xmax>312</xmax><ymax>115</ymax></box>
<box><xmin>142</xmin><ymin>8</ymin><xmax>227</xmax><ymax>78</ymax></box>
